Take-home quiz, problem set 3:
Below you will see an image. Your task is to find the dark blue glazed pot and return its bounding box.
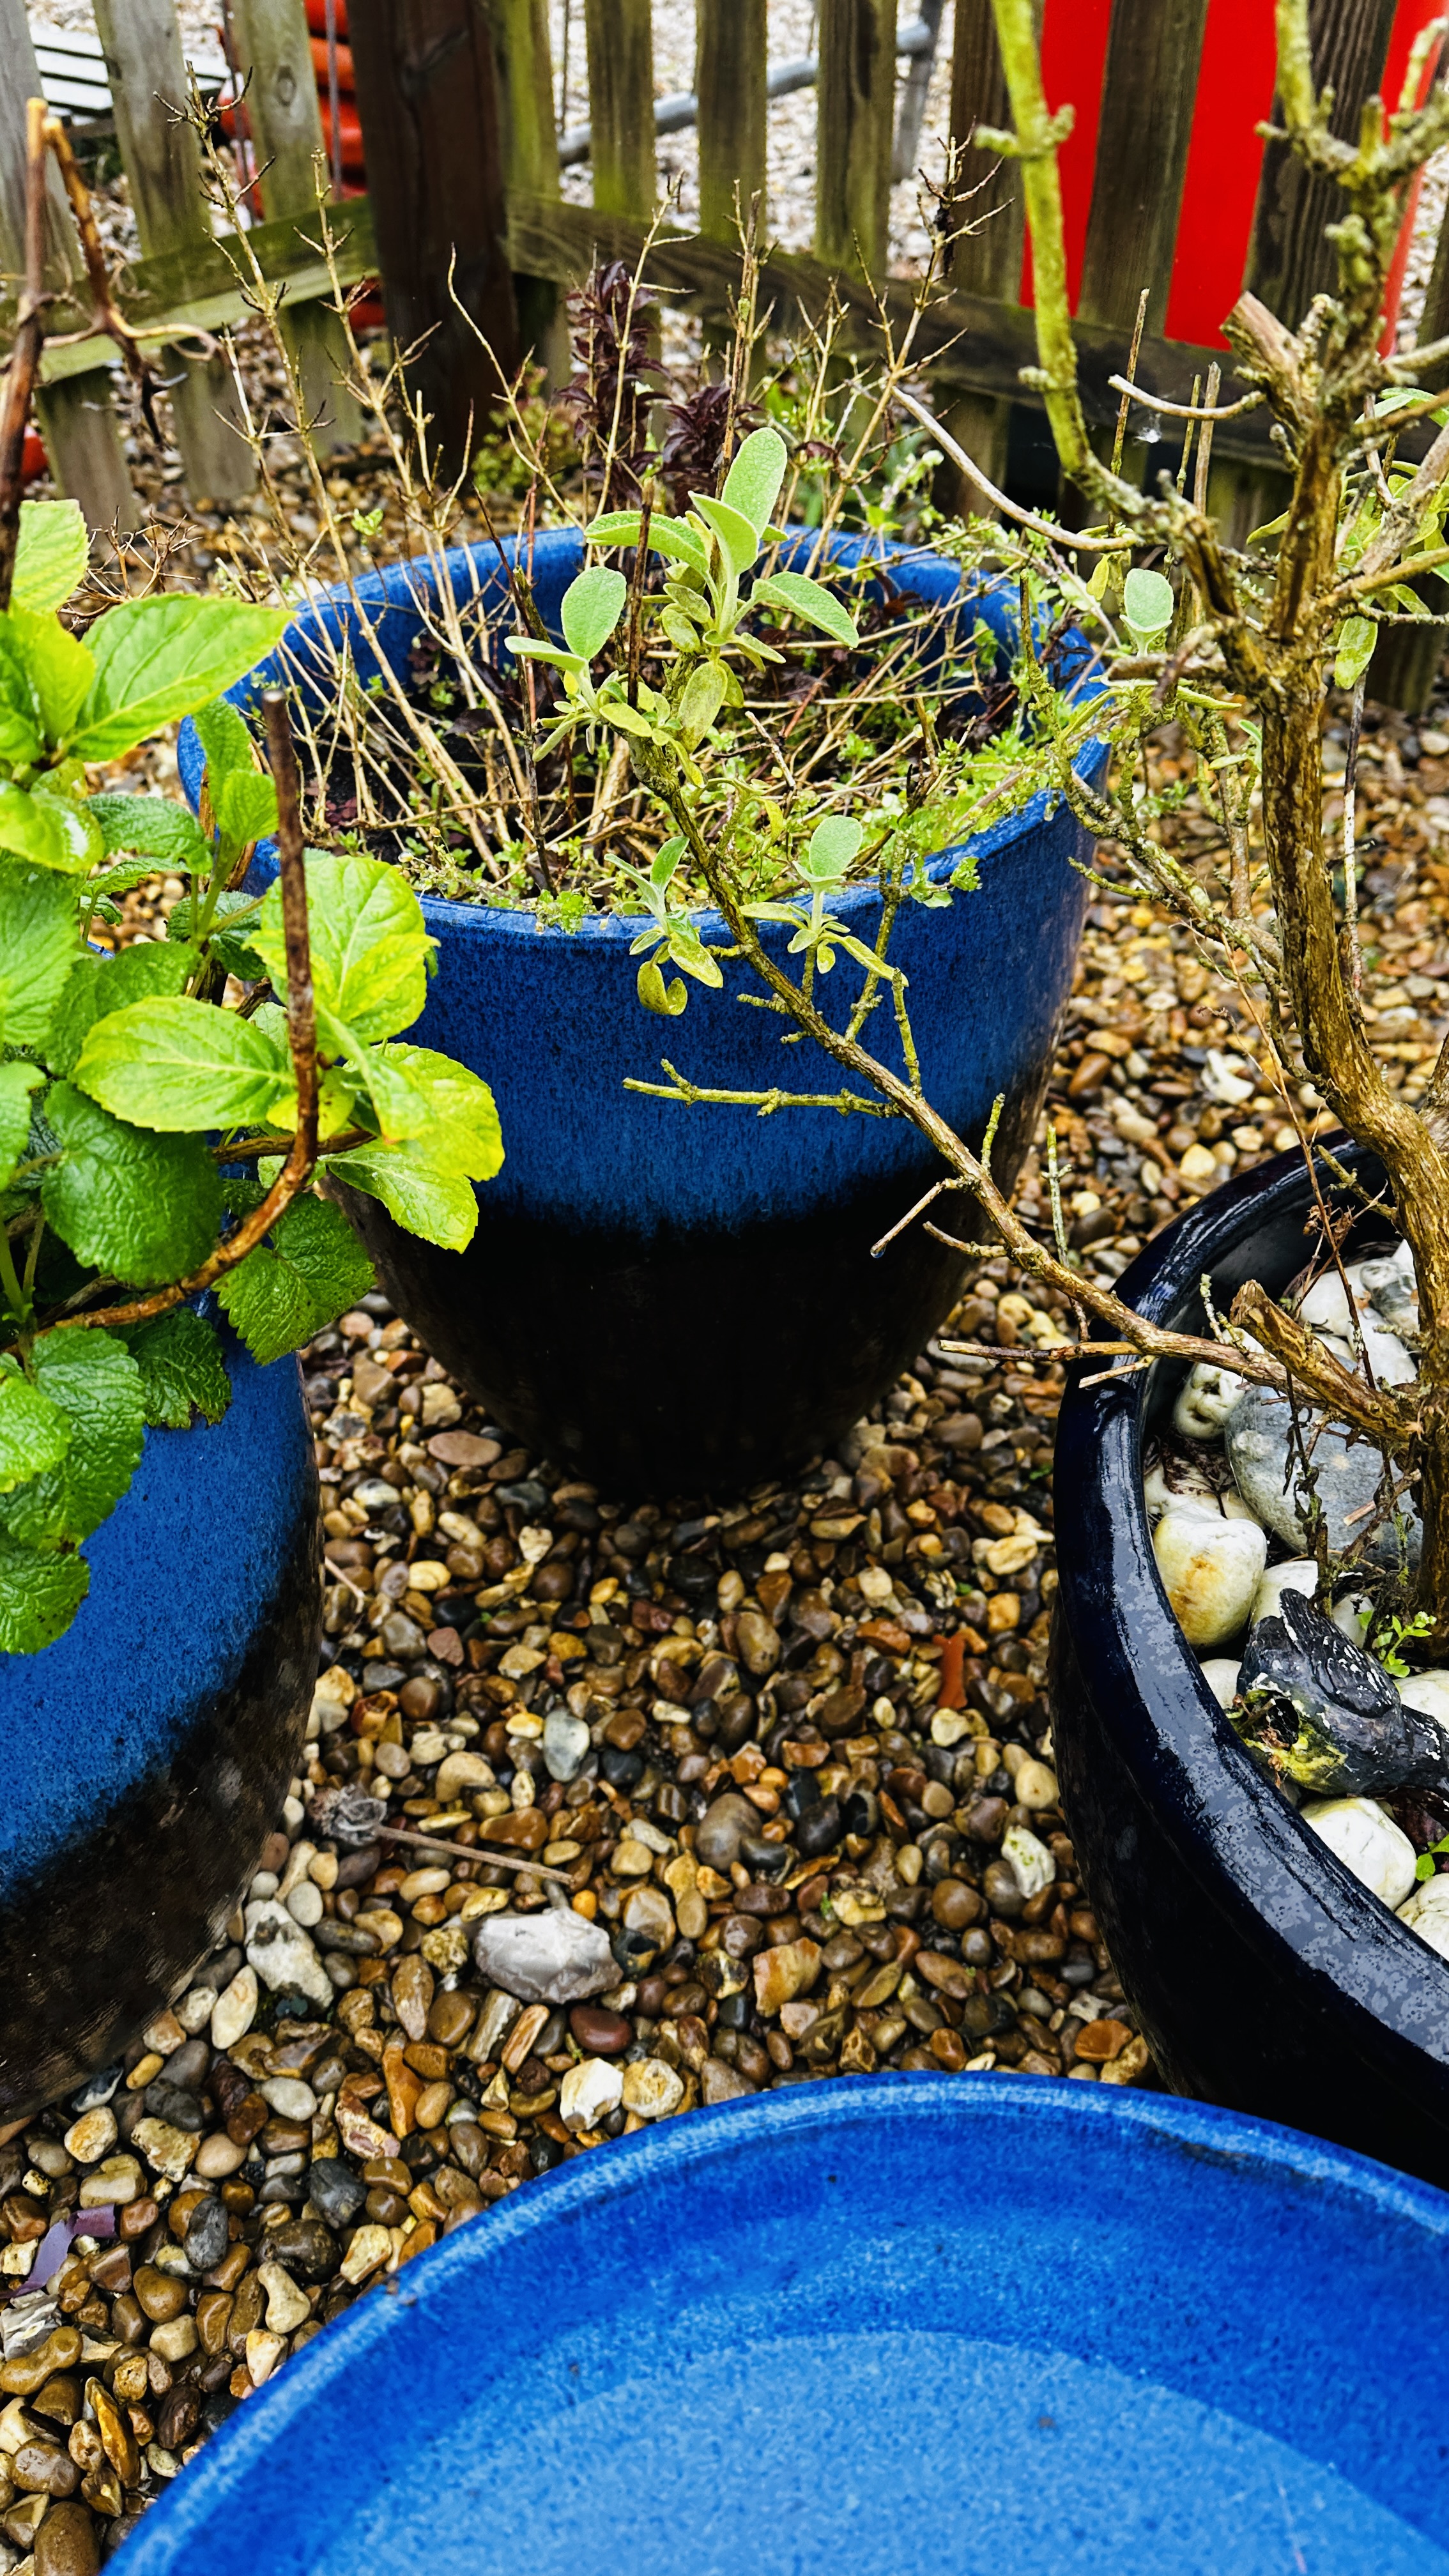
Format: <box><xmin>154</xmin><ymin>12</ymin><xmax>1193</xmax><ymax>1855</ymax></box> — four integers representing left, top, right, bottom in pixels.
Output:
<box><xmin>0</xmin><ymin>1334</ymin><xmax>319</xmax><ymax>2117</ymax></box>
<box><xmin>1050</xmin><ymin>1143</ymin><xmax>1449</xmax><ymax>2186</ymax></box>
<box><xmin>125</xmin><ymin>2074</ymin><xmax>1449</xmax><ymax>2575</ymax></box>
<box><xmin>183</xmin><ymin>532</ymin><xmax>1105</xmax><ymax>1493</ymax></box>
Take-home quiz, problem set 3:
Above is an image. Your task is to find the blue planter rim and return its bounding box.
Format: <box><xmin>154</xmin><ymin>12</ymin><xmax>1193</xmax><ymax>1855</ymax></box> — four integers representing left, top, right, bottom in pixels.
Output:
<box><xmin>119</xmin><ymin>2067</ymin><xmax>1449</xmax><ymax>2572</ymax></box>
<box><xmin>179</xmin><ymin>526</ymin><xmax>1108</xmax><ymax>942</ymax></box>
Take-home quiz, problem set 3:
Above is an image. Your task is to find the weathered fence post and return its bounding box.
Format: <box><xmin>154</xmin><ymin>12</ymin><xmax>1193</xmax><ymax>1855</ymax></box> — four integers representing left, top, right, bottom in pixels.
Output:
<box><xmin>1077</xmin><ymin>0</ymin><xmax>1209</xmax><ymax>340</ymax></box>
<box><xmin>816</xmin><ymin>0</ymin><xmax>898</xmax><ymax>279</ymax></box>
<box><xmin>484</xmin><ymin>0</ymin><xmax>567</xmax><ymax>376</ymax></box>
<box><xmin>697</xmin><ymin>0</ymin><xmax>767</xmax><ymax>245</ymax></box>
<box><xmin>934</xmin><ymin>0</ymin><xmax>1018</xmax><ymax>503</ymax></box>
<box><xmin>583</xmin><ymin>0</ymin><xmax>656</xmax><ymax>222</ymax></box>
<box><xmin>0</xmin><ymin>0</ymin><xmax>137</xmax><ymax>533</ymax></box>
<box><xmin>229</xmin><ymin>0</ymin><xmax>364</xmax><ymax>451</ymax></box>
<box><xmin>347</xmin><ymin>0</ymin><xmax>520</xmax><ymax>473</ymax></box>
<box><xmin>90</xmin><ymin>0</ymin><xmax>256</xmax><ymax>503</ymax></box>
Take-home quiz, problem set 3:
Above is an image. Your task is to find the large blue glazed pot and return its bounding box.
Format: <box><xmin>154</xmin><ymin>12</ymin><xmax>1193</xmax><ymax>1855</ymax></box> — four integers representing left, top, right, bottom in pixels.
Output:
<box><xmin>183</xmin><ymin>532</ymin><xmax>1105</xmax><ymax>1494</ymax></box>
<box><xmin>1050</xmin><ymin>1142</ymin><xmax>1449</xmax><ymax>2186</ymax></box>
<box><xmin>0</xmin><ymin>1334</ymin><xmax>319</xmax><ymax>2117</ymax></box>
<box><xmin>125</xmin><ymin>2074</ymin><xmax>1449</xmax><ymax>2574</ymax></box>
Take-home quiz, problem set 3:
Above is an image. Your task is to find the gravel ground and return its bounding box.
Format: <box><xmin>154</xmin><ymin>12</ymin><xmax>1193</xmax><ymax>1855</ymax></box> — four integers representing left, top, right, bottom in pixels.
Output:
<box><xmin>0</xmin><ymin>671</ymin><xmax>1445</xmax><ymax>2568</ymax></box>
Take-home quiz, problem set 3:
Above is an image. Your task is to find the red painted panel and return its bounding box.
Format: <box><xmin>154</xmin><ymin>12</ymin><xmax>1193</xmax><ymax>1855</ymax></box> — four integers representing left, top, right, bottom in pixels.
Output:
<box><xmin>1021</xmin><ymin>0</ymin><xmax>1114</xmax><ymax>310</ymax></box>
<box><xmin>1163</xmin><ymin>0</ymin><xmax>1279</xmax><ymax>346</ymax></box>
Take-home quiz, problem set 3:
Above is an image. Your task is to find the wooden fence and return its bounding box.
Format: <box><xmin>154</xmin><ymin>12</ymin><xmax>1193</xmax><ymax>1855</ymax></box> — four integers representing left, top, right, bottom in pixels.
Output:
<box><xmin>6</xmin><ymin>0</ymin><xmax>1449</xmax><ymax>597</ymax></box>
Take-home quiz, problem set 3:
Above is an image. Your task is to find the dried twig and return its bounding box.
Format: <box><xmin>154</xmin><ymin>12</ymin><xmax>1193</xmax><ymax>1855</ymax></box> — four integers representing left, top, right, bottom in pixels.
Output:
<box><xmin>0</xmin><ymin>100</ymin><xmax>51</xmax><ymax>615</ymax></box>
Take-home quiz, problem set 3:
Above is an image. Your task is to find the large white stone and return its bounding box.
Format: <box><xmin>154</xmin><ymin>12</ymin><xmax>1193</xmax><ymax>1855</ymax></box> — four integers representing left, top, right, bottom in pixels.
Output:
<box><xmin>472</xmin><ymin>1906</ymin><xmax>617</xmax><ymax>2005</ymax></box>
<box><xmin>1250</xmin><ymin>1559</ymin><xmax>1319</xmax><ymax>1625</ymax></box>
<box><xmin>1153</xmin><ymin>1508</ymin><xmax>1267</xmax><ymax>1648</ymax></box>
<box><xmin>1301</xmin><ymin>1797</ymin><xmax>1416</xmax><ymax>1908</ymax></box>
<box><xmin>1397</xmin><ymin>1873</ymin><xmax>1449</xmax><ymax>1959</ymax></box>
<box><xmin>1002</xmin><ymin>1825</ymin><xmax>1055</xmax><ymax>1901</ymax></box>
<box><xmin>1397</xmin><ymin>1668</ymin><xmax>1449</xmax><ymax>1736</ymax></box>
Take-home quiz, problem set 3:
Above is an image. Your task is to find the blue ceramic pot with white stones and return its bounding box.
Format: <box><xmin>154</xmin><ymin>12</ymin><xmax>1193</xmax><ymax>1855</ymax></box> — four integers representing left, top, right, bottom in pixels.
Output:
<box><xmin>183</xmin><ymin>532</ymin><xmax>1105</xmax><ymax>1494</ymax></box>
<box><xmin>124</xmin><ymin>2075</ymin><xmax>1449</xmax><ymax>2576</ymax></box>
<box><xmin>0</xmin><ymin>1331</ymin><xmax>318</xmax><ymax>2117</ymax></box>
<box><xmin>1050</xmin><ymin>1140</ymin><xmax>1449</xmax><ymax>2187</ymax></box>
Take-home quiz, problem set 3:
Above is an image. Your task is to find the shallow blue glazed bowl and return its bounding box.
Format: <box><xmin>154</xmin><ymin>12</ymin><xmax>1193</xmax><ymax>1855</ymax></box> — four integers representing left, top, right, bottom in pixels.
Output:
<box><xmin>125</xmin><ymin>2074</ymin><xmax>1449</xmax><ymax>2575</ymax></box>
<box><xmin>0</xmin><ymin>1334</ymin><xmax>318</xmax><ymax>2115</ymax></box>
<box><xmin>182</xmin><ymin>530</ymin><xmax>1105</xmax><ymax>1492</ymax></box>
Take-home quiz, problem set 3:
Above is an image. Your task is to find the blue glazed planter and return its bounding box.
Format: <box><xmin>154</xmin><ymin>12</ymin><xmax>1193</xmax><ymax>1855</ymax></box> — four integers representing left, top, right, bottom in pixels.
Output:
<box><xmin>125</xmin><ymin>2075</ymin><xmax>1449</xmax><ymax>2575</ymax></box>
<box><xmin>1050</xmin><ymin>1143</ymin><xmax>1449</xmax><ymax>2187</ymax></box>
<box><xmin>183</xmin><ymin>531</ymin><xmax>1105</xmax><ymax>1492</ymax></box>
<box><xmin>0</xmin><ymin>1333</ymin><xmax>319</xmax><ymax>2117</ymax></box>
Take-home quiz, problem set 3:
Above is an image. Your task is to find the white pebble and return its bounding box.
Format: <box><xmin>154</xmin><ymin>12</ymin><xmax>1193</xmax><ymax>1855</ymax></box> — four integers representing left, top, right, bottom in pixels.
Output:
<box><xmin>1397</xmin><ymin>1873</ymin><xmax>1449</xmax><ymax>1958</ymax></box>
<box><xmin>173</xmin><ymin>1986</ymin><xmax>217</xmax><ymax>2036</ymax></box>
<box><xmin>259</xmin><ymin>2075</ymin><xmax>317</xmax><ymax>2122</ymax></box>
<box><xmin>1153</xmin><ymin>1508</ymin><xmax>1267</xmax><ymax>1648</ymax></box>
<box><xmin>249</xmin><ymin>1871</ymin><xmax>279</xmax><ymax>1901</ymax></box>
<box><xmin>210</xmin><ymin>1966</ymin><xmax>259</xmax><ymax>2051</ymax></box>
<box><xmin>286</xmin><ymin>1881</ymin><xmax>324</xmax><ymax>1929</ymax></box>
<box><xmin>1398</xmin><ymin>1669</ymin><xmax>1449</xmax><ymax>1735</ymax></box>
<box><xmin>1250</xmin><ymin>1560</ymin><xmax>1319</xmax><ymax>1623</ymax></box>
<box><xmin>1199</xmin><ymin>1658</ymin><xmax>1241</xmax><ymax>1710</ymax></box>
<box><xmin>1301</xmin><ymin>1798</ymin><xmax>1416</xmax><ymax>1908</ymax></box>
<box><xmin>560</xmin><ymin>2057</ymin><xmax>624</xmax><ymax>2131</ymax></box>
<box><xmin>1172</xmin><ymin>1361</ymin><xmax>1247</xmax><ymax>1440</ymax></box>
<box><xmin>1002</xmin><ymin>1825</ymin><xmax>1055</xmax><ymax>1900</ymax></box>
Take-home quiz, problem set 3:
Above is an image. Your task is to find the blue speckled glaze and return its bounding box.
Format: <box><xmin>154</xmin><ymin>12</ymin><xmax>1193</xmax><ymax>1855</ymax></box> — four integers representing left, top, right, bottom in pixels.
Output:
<box><xmin>0</xmin><ymin>1333</ymin><xmax>319</xmax><ymax>2114</ymax></box>
<box><xmin>179</xmin><ymin>530</ymin><xmax>1105</xmax><ymax>1237</ymax></box>
<box><xmin>125</xmin><ymin>2076</ymin><xmax>1449</xmax><ymax>2576</ymax></box>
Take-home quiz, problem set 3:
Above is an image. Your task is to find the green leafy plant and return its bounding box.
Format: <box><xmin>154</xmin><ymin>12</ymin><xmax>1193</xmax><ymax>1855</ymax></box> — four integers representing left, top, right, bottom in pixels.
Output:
<box><xmin>0</xmin><ymin>505</ymin><xmax>503</xmax><ymax>1653</ymax></box>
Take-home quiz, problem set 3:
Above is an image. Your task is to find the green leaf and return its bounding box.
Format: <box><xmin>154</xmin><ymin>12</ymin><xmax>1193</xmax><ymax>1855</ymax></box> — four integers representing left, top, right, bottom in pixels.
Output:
<box><xmin>560</xmin><ymin>567</ymin><xmax>628</xmax><ymax>663</ymax></box>
<box><xmin>749</xmin><ymin>569</ymin><xmax>860</xmax><ymax>647</ymax></box>
<box><xmin>802</xmin><ymin>815</ymin><xmax>864</xmax><ymax>880</ymax></box>
<box><xmin>2</xmin><ymin>608</ymin><xmax>93</xmax><ymax>749</ymax></box>
<box><xmin>637</xmin><ymin>960</ymin><xmax>687</xmax><ymax>1015</ymax></box>
<box><xmin>362</xmin><ymin>1041</ymin><xmax>503</xmax><ymax>1180</ymax></box>
<box><xmin>326</xmin><ymin>1143</ymin><xmax>479</xmax><ymax>1252</ymax></box>
<box><xmin>42</xmin><ymin>1081</ymin><xmax>224</xmax><ymax>1286</ymax></box>
<box><xmin>70</xmin><ymin>599</ymin><xmax>289</xmax><ymax>764</ymax></box>
<box><xmin>42</xmin><ymin>954</ymin><xmax>101</xmax><ymax>1078</ymax></box>
<box><xmin>11</xmin><ymin>500</ymin><xmax>89</xmax><ymax>615</ymax></box>
<box><xmin>0</xmin><ymin>779</ymin><xmax>96</xmax><ymax>874</ymax></box>
<box><xmin>0</xmin><ymin>1061</ymin><xmax>43</xmax><ymax>1189</ymax></box>
<box><xmin>167</xmin><ymin>889</ymin><xmax>266</xmax><ymax>982</ymax></box>
<box><xmin>88</xmin><ymin>792</ymin><xmax>210</xmax><ymax>872</ymax></box>
<box><xmin>0</xmin><ymin>622</ymin><xmax>42</xmax><ymax>770</ymax></box>
<box><xmin>0</xmin><ymin>1357</ymin><xmax>71</xmax><ymax>1494</ymax></box>
<box><xmin>0</xmin><ymin>861</ymin><xmax>81</xmax><ymax>1051</ymax></box>
<box><xmin>721</xmin><ymin>426</ymin><xmax>788</xmax><ymax>535</ymax></box>
<box><xmin>256</xmin><ymin>852</ymin><xmax>432</xmax><ymax>1045</ymax></box>
<box><xmin>677</xmin><ymin>661</ymin><xmax>727</xmax><ymax>747</ymax></box>
<box><xmin>0</xmin><ymin>1531</ymin><xmax>89</xmax><ymax>1653</ymax></box>
<box><xmin>1122</xmin><ymin>567</ymin><xmax>1174</xmax><ymax>641</ymax></box>
<box><xmin>192</xmin><ymin>697</ymin><xmax>258</xmax><ymax>794</ymax></box>
<box><xmin>72</xmin><ymin>996</ymin><xmax>295</xmax><ymax>1132</ymax></box>
<box><xmin>217</xmin><ymin>1192</ymin><xmax>373</xmax><ymax>1364</ymax></box>
<box><xmin>586</xmin><ymin>510</ymin><xmax>709</xmax><ymax>572</ymax></box>
<box><xmin>122</xmin><ymin>1306</ymin><xmax>231</xmax><ymax>1429</ymax></box>
<box><xmin>0</xmin><ymin>1328</ymin><xmax>145</xmax><ymax>1546</ymax></box>
<box><xmin>691</xmin><ymin>494</ymin><xmax>761</xmax><ymax>579</ymax></box>
<box><xmin>215</xmin><ymin>768</ymin><xmax>279</xmax><ymax>847</ymax></box>
<box><xmin>100</xmin><ymin>940</ymin><xmax>194</xmax><ymax>1011</ymax></box>
<box><xmin>1335</xmin><ymin>615</ymin><xmax>1378</xmax><ymax>689</ymax></box>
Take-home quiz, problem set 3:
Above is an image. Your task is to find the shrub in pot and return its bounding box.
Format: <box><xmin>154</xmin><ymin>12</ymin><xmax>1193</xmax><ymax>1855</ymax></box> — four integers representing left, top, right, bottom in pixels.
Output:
<box><xmin>0</xmin><ymin>499</ymin><xmax>498</xmax><ymax>2108</ymax></box>
<box><xmin>477</xmin><ymin>6</ymin><xmax>1449</xmax><ymax>2168</ymax></box>
<box><xmin>183</xmin><ymin>249</ymin><xmax>1112</xmax><ymax>1491</ymax></box>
